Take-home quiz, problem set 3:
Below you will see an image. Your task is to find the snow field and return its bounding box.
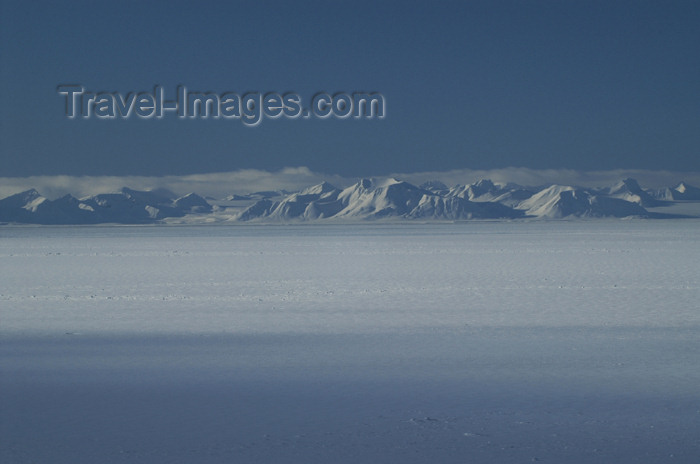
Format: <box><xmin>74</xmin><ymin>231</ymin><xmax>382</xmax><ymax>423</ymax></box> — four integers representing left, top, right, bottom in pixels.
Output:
<box><xmin>1</xmin><ymin>221</ymin><xmax>699</xmax><ymax>463</ymax></box>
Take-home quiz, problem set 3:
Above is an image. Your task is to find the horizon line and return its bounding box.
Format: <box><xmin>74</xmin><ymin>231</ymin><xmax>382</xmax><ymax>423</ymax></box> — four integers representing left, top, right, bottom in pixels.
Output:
<box><xmin>2</xmin><ymin>166</ymin><xmax>700</xmax><ymax>201</ymax></box>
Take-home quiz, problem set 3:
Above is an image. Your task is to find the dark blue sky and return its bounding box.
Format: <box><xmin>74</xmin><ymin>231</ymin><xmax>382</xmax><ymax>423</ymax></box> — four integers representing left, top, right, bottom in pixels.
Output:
<box><xmin>1</xmin><ymin>0</ymin><xmax>699</xmax><ymax>177</ymax></box>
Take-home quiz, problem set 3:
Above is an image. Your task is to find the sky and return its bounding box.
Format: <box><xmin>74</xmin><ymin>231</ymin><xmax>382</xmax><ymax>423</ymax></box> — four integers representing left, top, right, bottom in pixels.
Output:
<box><xmin>1</xmin><ymin>0</ymin><xmax>699</xmax><ymax>182</ymax></box>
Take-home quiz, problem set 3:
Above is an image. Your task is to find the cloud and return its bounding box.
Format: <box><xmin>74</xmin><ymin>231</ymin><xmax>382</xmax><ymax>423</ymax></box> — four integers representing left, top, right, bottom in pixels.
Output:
<box><xmin>2</xmin><ymin>167</ymin><xmax>700</xmax><ymax>200</ymax></box>
<box><xmin>0</xmin><ymin>167</ymin><xmax>352</xmax><ymax>200</ymax></box>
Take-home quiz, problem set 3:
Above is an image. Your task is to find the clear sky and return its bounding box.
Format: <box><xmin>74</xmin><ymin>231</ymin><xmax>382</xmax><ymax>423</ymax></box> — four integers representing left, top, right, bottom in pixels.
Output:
<box><xmin>1</xmin><ymin>0</ymin><xmax>699</xmax><ymax>178</ymax></box>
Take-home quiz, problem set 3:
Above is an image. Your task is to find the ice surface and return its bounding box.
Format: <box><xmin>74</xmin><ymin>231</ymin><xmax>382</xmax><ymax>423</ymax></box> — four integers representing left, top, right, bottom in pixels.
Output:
<box><xmin>1</xmin><ymin>221</ymin><xmax>699</xmax><ymax>463</ymax></box>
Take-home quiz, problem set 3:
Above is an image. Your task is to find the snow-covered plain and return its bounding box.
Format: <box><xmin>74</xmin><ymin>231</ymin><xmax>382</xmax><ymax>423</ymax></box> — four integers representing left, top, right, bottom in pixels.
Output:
<box><xmin>1</xmin><ymin>221</ymin><xmax>699</xmax><ymax>463</ymax></box>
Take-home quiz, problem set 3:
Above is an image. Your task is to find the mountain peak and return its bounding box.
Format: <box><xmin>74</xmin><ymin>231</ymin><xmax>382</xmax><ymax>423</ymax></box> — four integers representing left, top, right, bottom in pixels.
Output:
<box><xmin>419</xmin><ymin>180</ymin><xmax>448</xmax><ymax>192</ymax></box>
<box><xmin>670</xmin><ymin>181</ymin><xmax>700</xmax><ymax>200</ymax></box>
<box><xmin>358</xmin><ymin>178</ymin><xmax>373</xmax><ymax>189</ymax></box>
<box><xmin>473</xmin><ymin>179</ymin><xmax>496</xmax><ymax>188</ymax></box>
<box><xmin>173</xmin><ymin>193</ymin><xmax>212</xmax><ymax>213</ymax></box>
<box><xmin>300</xmin><ymin>181</ymin><xmax>338</xmax><ymax>195</ymax></box>
<box><xmin>607</xmin><ymin>178</ymin><xmax>657</xmax><ymax>206</ymax></box>
<box><xmin>0</xmin><ymin>189</ymin><xmax>44</xmax><ymax>208</ymax></box>
<box><xmin>609</xmin><ymin>178</ymin><xmax>643</xmax><ymax>193</ymax></box>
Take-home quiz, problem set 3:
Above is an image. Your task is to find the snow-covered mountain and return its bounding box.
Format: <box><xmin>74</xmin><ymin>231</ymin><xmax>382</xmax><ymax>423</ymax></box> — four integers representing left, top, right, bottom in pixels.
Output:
<box><xmin>517</xmin><ymin>185</ymin><xmax>648</xmax><ymax>218</ymax></box>
<box><xmin>3</xmin><ymin>177</ymin><xmax>698</xmax><ymax>224</ymax></box>
<box><xmin>236</xmin><ymin>178</ymin><xmax>523</xmax><ymax>221</ymax></box>
<box><xmin>604</xmin><ymin>178</ymin><xmax>660</xmax><ymax>207</ymax></box>
<box><xmin>0</xmin><ymin>189</ymin><xmax>94</xmax><ymax>224</ymax></box>
<box><xmin>651</xmin><ymin>182</ymin><xmax>700</xmax><ymax>201</ymax></box>
<box><xmin>419</xmin><ymin>180</ymin><xmax>449</xmax><ymax>195</ymax></box>
<box><xmin>447</xmin><ymin>179</ymin><xmax>536</xmax><ymax>207</ymax></box>
<box><xmin>333</xmin><ymin>178</ymin><xmax>427</xmax><ymax>219</ymax></box>
<box><xmin>235</xmin><ymin>178</ymin><xmax>647</xmax><ymax>221</ymax></box>
<box><xmin>237</xmin><ymin>181</ymin><xmax>343</xmax><ymax>221</ymax></box>
<box><xmin>672</xmin><ymin>182</ymin><xmax>700</xmax><ymax>200</ymax></box>
<box><xmin>173</xmin><ymin>193</ymin><xmax>213</xmax><ymax>213</ymax></box>
<box><xmin>408</xmin><ymin>195</ymin><xmax>524</xmax><ymax>220</ymax></box>
<box><xmin>0</xmin><ymin>188</ymin><xmax>213</xmax><ymax>224</ymax></box>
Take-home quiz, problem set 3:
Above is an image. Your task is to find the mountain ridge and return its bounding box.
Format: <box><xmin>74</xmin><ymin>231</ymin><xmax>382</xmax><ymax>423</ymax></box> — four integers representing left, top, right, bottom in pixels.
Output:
<box><xmin>1</xmin><ymin>178</ymin><xmax>698</xmax><ymax>224</ymax></box>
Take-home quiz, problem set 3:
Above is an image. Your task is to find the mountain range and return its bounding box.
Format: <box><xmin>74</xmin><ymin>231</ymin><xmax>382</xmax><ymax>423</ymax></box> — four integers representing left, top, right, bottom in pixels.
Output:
<box><xmin>1</xmin><ymin>178</ymin><xmax>699</xmax><ymax>225</ymax></box>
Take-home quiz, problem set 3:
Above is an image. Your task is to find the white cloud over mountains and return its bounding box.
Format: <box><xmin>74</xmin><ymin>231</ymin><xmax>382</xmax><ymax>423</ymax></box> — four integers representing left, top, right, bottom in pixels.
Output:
<box><xmin>2</xmin><ymin>167</ymin><xmax>700</xmax><ymax>200</ymax></box>
<box><xmin>0</xmin><ymin>167</ymin><xmax>345</xmax><ymax>200</ymax></box>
